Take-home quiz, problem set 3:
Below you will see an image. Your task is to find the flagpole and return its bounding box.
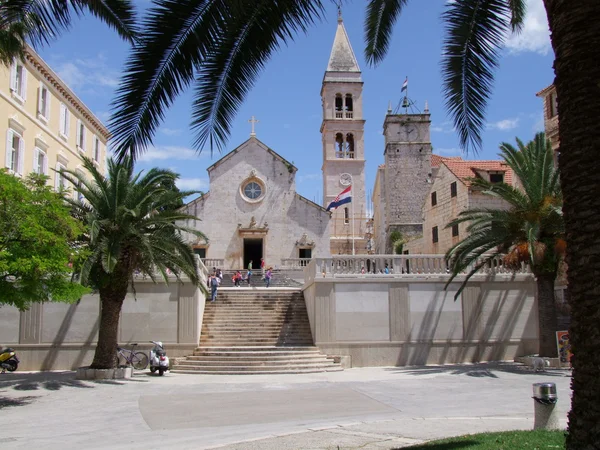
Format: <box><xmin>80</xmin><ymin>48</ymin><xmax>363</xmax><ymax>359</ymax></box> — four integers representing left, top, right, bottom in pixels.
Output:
<box><xmin>351</xmin><ymin>181</ymin><xmax>355</xmax><ymax>255</ymax></box>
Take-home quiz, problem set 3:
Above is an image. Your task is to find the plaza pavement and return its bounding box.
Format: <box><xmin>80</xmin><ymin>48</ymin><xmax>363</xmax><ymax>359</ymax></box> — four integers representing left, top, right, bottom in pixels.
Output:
<box><xmin>0</xmin><ymin>363</ymin><xmax>571</xmax><ymax>449</ymax></box>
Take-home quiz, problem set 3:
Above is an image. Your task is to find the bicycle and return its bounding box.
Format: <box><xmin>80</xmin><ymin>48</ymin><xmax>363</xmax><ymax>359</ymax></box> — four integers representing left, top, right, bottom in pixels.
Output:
<box><xmin>116</xmin><ymin>343</ymin><xmax>148</xmax><ymax>370</ymax></box>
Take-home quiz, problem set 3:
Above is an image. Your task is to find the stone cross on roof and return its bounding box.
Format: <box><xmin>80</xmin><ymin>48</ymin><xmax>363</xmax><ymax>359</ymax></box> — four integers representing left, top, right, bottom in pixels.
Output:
<box><xmin>248</xmin><ymin>116</ymin><xmax>259</xmax><ymax>136</ymax></box>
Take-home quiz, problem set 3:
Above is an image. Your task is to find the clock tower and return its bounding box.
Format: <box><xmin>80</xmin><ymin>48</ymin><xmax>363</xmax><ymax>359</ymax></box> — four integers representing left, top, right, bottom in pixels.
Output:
<box><xmin>321</xmin><ymin>14</ymin><xmax>367</xmax><ymax>255</ymax></box>
<box><xmin>382</xmin><ymin>106</ymin><xmax>432</xmax><ymax>251</ymax></box>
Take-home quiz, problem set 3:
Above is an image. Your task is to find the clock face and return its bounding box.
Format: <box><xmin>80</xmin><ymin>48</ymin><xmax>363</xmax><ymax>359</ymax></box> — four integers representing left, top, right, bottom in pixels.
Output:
<box><xmin>402</xmin><ymin>125</ymin><xmax>420</xmax><ymax>141</ymax></box>
<box><xmin>339</xmin><ymin>173</ymin><xmax>352</xmax><ymax>186</ymax></box>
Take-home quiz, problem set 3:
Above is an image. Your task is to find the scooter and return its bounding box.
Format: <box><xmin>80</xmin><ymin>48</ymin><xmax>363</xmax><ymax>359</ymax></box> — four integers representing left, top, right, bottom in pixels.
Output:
<box><xmin>149</xmin><ymin>341</ymin><xmax>169</xmax><ymax>376</ymax></box>
<box><xmin>0</xmin><ymin>347</ymin><xmax>19</xmax><ymax>373</ymax></box>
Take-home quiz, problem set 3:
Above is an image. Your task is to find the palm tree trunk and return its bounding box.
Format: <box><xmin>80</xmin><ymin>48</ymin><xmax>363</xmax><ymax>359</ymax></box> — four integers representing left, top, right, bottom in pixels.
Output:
<box><xmin>90</xmin><ymin>271</ymin><xmax>130</xmax><ymax>369</ymax></box>
<box><xmin>536</xmin><ymin>274</ymin><xmax>559</xmax><ymax>357</ymax></box>
<box><xmin>543</xmin><ymin>1</ymin><xmax>600</xmax><ymax>448</ymax></box>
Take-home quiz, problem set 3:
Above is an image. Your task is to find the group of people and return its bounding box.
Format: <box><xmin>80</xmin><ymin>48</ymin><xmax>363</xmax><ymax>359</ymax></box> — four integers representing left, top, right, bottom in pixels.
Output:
<box><xmin>207</xmin><ymin>258</ymin><xmax>274</xmax><ymax>303</ymax></box>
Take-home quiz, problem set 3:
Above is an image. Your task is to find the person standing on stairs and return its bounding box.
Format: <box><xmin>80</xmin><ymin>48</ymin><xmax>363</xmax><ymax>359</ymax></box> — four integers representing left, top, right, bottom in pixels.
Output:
<box><xmin>246</xmin><ymin>260</ymin><xmax>253</xmax><ymax>286</ymax></box>
<box><xmin>264</xmin><ymin>267</ymin><xmax>272</xmax><ymax>288</ymax></box>
<box><xmin>260</xmin><ymin>257</ymin><xmax>265</xmax><ymax>277</ymax></box>
<box><xmin>208</xmin><ymin>271</ymin><xmax>219</xmax><ymax>302</ymax></box>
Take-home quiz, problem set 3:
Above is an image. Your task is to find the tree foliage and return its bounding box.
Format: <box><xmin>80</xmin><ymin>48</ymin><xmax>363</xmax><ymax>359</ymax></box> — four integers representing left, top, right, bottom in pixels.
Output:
<box><xmin>445</xmin><ymin>132</ymin><xmax>564</xmax><ymax>296</ymax></box>
<box><xmin>60</xmin><ymin>156</ymin><xmax>206</xmax><ymax>368</ymax></box>
<box><xmin>0</xmin><ymin>0</ymin><xmax>138</xmax><ymax>65</ymax></box>
<box><xmin>0</xmin><ymin>171</ymin><xmax>89</xmax><ymax>309</ymax></box>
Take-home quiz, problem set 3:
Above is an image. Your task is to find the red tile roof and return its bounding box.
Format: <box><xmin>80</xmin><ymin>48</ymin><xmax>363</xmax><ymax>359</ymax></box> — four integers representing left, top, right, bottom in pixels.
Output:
<box><xmin>431</xmin><ymin>154</ymin><xmax>462</xmax><ymax>167</ymax></box>
<box><xmin>442</xmin><ymin>159</ymin><xmax>514</xmax><ymax>186</ymax></box>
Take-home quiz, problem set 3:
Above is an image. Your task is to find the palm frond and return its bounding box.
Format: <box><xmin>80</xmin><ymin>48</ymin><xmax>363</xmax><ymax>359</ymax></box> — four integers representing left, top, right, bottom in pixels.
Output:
<box><xmin>508</xmin><ymin>0</ymin><xmax>526</xmax><ymax>32</ymax></box>
<box><xmin>364</xmin><ymin>0</ymin><xmax>408</xmax><ymax>66</ymax></box>
<box><xmin>441</xmin><ymin>0</ymin><xmax>511</xmax><ymax>152</ymax></box>
<box><xmin>0</xmin><ymin>0</ymin><xmax>137</xmax><ymax>64</ymax></box>
<box><xmin>189</xmin><ymin>0</ymin><xmax>325</xmax><ymax>153</ymax></box>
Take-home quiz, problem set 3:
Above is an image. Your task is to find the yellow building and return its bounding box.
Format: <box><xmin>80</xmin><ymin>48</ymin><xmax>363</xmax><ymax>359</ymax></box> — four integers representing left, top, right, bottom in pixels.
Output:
<box><xmin>0</xmin><ymin>45</ymin><xmax>108</xmax><ymax>191</ymax></box>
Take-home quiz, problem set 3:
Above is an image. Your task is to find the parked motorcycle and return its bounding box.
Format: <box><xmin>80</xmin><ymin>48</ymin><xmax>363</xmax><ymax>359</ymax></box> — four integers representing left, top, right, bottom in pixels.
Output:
<box><xmin>149</xmin><ymin>341</ymin><xmax>169</xmax><ymax>376</ymax></box>
<box><xmin>0</xmin><ymin>347</ymin><xmax>19</xmax><ymax>373</ymax></box>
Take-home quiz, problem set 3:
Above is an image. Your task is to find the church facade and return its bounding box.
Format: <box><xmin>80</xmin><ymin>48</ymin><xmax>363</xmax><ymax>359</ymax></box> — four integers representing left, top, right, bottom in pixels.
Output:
<box><xmin>182</xmin><ymin>137</ymin><xmax>331</xmax><ymax>270</ymax></box>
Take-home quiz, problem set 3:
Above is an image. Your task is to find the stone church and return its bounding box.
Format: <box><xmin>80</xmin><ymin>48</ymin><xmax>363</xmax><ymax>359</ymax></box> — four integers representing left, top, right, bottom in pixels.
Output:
<box><xmin>182</xmin><ymin>136</ymin><xmax>331</xmax><ymax>270</ymax></box>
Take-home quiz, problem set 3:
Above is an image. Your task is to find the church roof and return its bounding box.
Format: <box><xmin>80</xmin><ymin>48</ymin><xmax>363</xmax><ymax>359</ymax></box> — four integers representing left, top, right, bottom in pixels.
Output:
<box><xmin>326</xmin><ymin>18</ymin><xmax>361</xmax><ymax>74</ymax></box>
<box><xmin>431</xmin><ymin>154</ymin><xmax>462</xmax><ymax>168</ymax></box>
<box><xmin>442</xmin><ymin>159</ymin><xmax>514</xmax><ymax>187</ymax></box>
<box><xmin>295</xmin><ymin>193</ymin><xmax>329</xmax><ymax>213</ymax></box>
<box><xmin>206</xmin><ymin>136</ymin><xmax>297</xmax><ymax>174</ymax></box>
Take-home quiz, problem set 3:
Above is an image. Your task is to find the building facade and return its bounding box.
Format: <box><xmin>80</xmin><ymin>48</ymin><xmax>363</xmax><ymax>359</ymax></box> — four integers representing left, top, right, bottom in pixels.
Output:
<box><xmin>321</xmin><ymin>16</ymin><xmax>369</xmax><ymax>255</ymax></box>
<box><xmin>0</xmin><ymin>45</ymin><xmax>108</xmax><ymax>190</ymax></box>
<box><xmin>182</xmin><ymin>137</ymin><xmax>331</xmax><ymax>270</ymax></box>
<box><xmin>403</xmin><ymin>157</ymin><xmax>514</xmax><ymax>254</ymax></box>
<box><xmin>536</xmin><ymin>84</ymin><xmax>559</xmax><ymax>166</ymax></box>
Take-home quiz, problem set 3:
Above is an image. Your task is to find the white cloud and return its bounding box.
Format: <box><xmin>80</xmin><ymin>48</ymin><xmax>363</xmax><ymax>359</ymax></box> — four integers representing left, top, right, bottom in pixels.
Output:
<box><xmin>505</xmin><ymin>0</ymin><xmax>551</xmax><ymax>55</ymax></box>
<box><xmin>176</xmin><ymin>178</ymin><xmax>208</xmax><ymax>191</ymax></box>
<box><xmin>138</xmin><ymin>145</ymin><xmax>201</xmax><ymax>162</ymax></box>
<box><xmin>487</xmin><ymin>118</ymin><xmax>520</xmax><ymax>131</ymax></box>
<box><xmin>54</xmin><ymin>54</ymin><xmax>121</xmax><ymax>93</ymax></box>
<box><xmin>160</xmin><ymin>127</ymin><xmax>182</xmax><ymax>136</ymax></box>
<box><xmin>431</xmin><ymin>121</ymin><xmax>455</xmax><ymax>133</ymax></box>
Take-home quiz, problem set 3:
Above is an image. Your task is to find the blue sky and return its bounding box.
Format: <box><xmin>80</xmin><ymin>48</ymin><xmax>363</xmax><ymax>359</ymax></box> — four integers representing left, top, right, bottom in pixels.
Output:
<box><xmin>37</xmin><ymin>0</ymin><xmax>554</xmax><ymax>206</ymax></box>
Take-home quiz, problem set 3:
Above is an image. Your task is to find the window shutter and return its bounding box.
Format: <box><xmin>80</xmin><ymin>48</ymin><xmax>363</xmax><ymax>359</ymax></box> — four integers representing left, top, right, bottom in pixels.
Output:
<box><xmin>65</xmin><ymin>109</ymin><xmax>70</xmax><ymax>136</ymax></box>
<box><xmin>33</xmin><ymin>147</ymin><xmax>39</xmax><ymax>173</ymax></box>
<box><xmin>9</xmin><ymin>62</ymin><xmax>17</xmax><ymax>92</ymax></box>
<box><xmin>37</xmin><ymin>87</ymin><xmax>42</xmax><ymax>114</ymax></box>
<box><xmin>76</xmin><ymin>120</ymin><xmax>81</xmax><ymax>146</ymax></box>
<box><xmin>42</xmin><ymin>152</ymin><xmax>48</xmax><ymax>175</ymax></box>
<box><xmin>45</xmin><ymin>89</ymin><xmax>50</xmax><ymax>119</ymax></box>
<box><xmin>5</xmin><ymin>130</ymin><xmax>13</xmax><ymax>168</ymax></box>
<box><xmin>21</xmin><ymin>68</ymin><xmax>27</xmax><ymax>100</ymax></box>
<box><xmin>17</xmin><ymin>136</ymin><xmax>24</xmax><ymax>175</ymax></box>
<box><xmin>55</xmin><ymin>164</ymin><xmax>60</xmax><ymax>188</ymax></box>
<box><xmin>59</xmin><ymin>104</ymin><xmax>65</xmax><ymax>134</ymax></box>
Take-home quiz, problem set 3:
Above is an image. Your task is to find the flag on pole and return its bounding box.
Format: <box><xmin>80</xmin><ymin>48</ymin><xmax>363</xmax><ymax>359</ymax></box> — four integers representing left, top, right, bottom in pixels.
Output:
<box><xmin>326</xmin><ymin>186</ymin><xmax>352</xmax><ymax>211</ymax></box>
<box><xmin>401</xmin><ymin>77</ymin><xmax>408</xmax><ymax>93</ymax></box>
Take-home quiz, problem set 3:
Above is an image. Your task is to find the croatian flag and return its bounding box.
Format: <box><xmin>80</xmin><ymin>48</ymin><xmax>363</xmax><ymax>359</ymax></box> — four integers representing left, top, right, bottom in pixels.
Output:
<box><xmin>401</xmin><ymin>77</ymin><xmax>408</xmax><ymax>93</ymax></box>
<box><xmin>326</xmin><ymin>186</ymin><xmax>352</xmax><ymax>211</ymax></box>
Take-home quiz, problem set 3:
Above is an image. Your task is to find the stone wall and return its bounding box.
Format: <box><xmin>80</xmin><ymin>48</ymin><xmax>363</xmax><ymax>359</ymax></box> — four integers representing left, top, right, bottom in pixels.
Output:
<box><xmin>303</xmin><ymin>271</ymin><xmax>538</xmax><ymax>367</ymax></box>
<box><xmin>382</xmin><ymin>114</ymin><xmax>432</xmax><ymax>249</ymax></box>
<box><xmin>0</xmin><ymin>279</ymin><xmax>205</xmax><ymax>371</ymax></box>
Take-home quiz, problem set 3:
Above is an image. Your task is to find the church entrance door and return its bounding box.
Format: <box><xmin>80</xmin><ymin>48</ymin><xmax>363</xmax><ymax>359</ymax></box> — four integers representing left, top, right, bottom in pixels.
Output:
<box><xmin>243</xmin><ymin>238</ymin><xmax>263</xmax><ymax>270</ymax></box>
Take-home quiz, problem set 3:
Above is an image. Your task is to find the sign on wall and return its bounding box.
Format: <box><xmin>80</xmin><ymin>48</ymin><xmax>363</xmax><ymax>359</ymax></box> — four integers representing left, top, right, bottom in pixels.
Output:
<box><xmin>556</xmin><ymin>330</ymin><xmax>572</xmax><ymax>367</ymax></box>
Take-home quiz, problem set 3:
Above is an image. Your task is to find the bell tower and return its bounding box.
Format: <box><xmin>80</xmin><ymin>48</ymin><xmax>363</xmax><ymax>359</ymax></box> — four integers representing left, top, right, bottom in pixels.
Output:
<box><xmin>321</xmin><ymin>14</ymin><xmax>367</xmax><ymax>255</ymax></box>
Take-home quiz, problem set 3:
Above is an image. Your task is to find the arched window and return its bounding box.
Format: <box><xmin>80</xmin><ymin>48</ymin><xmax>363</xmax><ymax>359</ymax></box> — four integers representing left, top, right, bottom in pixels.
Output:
<box><xmin>335</xmin><ymin>133</ymin><xmax>344</xmax><ymax>158</ymax></box>
<box><xmin>345</xmin><ymin>94</ymin><xmax>353</xmax><ymax>112</ymax></box>
<box><xmin>345</xmin><ymin>133</ymin><xmax>355</xmax><ymax>158</ymax></box>
<box><xmin>344</xmin><ymin>207</ymin><xmax>350</xmax><ymax>224</ymax></box>
<box><xmin>335</xmin><ymin>94</ymin><xmax>343</xmax><ymax>118</ymax></box>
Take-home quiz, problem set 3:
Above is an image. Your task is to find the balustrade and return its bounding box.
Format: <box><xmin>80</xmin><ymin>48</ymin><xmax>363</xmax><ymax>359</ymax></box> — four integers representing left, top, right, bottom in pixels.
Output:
<box><xmin>309</xmin><ymin>254</ymin><xmax>531</xmax><ymax>278</ymax></box>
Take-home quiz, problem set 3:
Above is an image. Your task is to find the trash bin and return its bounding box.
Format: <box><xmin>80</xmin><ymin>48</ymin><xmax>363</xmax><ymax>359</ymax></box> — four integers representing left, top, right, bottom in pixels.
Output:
<box><xmin>533</xmin><ymin>382</ymin><xmax>558</xmax><ymax>404</ymax></box>
<box><xmin>532</xmin><ymin>382</ymin><xmax>560</xmax><ymax>430</ymax></box>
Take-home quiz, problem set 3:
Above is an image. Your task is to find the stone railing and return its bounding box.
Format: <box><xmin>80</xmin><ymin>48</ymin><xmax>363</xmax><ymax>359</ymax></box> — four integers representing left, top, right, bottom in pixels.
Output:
<box><xmin>309</xmin><ymin>254</ymin><xmax>530</xmax><ymax>277</ymax></box>
<box><xmin>304</xmin><ymin>259</ymin><xmax>317</xmax><ymax>286</ymax></box>
<box><xmin>281</xmin><ymin>258</ymin><xmax>312</xmax><ymax>269</ymax></box>
<box><xmin>201</xmin><ymin>258</ymin><xmax>225</xmax><ymax>269</ymax></box>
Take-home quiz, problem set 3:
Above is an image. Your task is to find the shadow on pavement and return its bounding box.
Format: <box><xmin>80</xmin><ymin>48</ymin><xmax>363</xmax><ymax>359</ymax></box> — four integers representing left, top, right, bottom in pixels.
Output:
<box><xmin>384</xmin><ymin>362</ymin><xmax>571</xmax><ymax>378</ymax></box>
<box><xmin>0</xmin><ymin>395</ymin><xmax>37</xmax><ymax>410</ymax></box>
<box><xmin>0</xmin><ymin>370</ymin><xmax>149</xmax><ymax>392</ymax></box>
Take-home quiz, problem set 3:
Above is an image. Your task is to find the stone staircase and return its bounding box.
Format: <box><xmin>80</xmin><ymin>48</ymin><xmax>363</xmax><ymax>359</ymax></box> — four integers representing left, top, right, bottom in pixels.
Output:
<box><xmin>171</xmin><ymin>289</ymin><xmax>342</xmax><ymax>374</ymax></box>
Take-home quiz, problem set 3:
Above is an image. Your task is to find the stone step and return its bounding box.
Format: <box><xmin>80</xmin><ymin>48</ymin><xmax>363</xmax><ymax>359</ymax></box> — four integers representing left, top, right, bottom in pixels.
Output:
<box><xmin>193</xmin><ymin>347</ymin><xmax>321</xmax><ymax>354</ymax></box>
<box><xmin>185</xmin><ymin>353</ymin><xmax>324</xmax><ymax>360</ymax></box>
<box><xmin>176</xmin><ymin>359</ymin><xmax>333</xmax><ymax>367</ymax></box>
<box><xmin>171</xmin><ymin>363</ymin><xmax>341</xmax><ymax>372</ymax></box>
<box><xmin>171</xmin><ymin>367</ymin><xmax>343</xmax><ymax>375</ymax></box>
<box><xmin>199</xmin><ymin>341</ymin><xmax>313</xmax><ymax>345</ymax></box>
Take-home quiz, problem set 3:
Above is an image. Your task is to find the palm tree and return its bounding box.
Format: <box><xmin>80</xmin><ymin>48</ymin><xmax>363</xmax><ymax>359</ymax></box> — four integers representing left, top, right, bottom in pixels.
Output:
<box><xmin>60</xmin><ymin>156</ymin><xmax>205</xmax><ymax>369</ymax></box>
<box><xmin>0</xmin><ymin>0</ymin><xmax>138</xmax><ymax>65</ymax></box>
<box><xmin>445</xmin><ymin>133</ymin><xmax>564</xmax><ymax>357</ymax></box>
<box><xmin>107</xmin><ymin>1</ymin><xmax>599</xmax><ymax>446</ymax></box>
